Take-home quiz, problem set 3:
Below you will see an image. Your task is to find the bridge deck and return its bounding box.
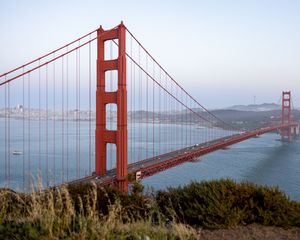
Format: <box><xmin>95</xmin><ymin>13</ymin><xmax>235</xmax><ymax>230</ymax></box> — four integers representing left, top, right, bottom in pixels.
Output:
<box><xmin>69</xmin><ymin>123</ymin><xmax>297</xmax><ymax>187</ymax></box>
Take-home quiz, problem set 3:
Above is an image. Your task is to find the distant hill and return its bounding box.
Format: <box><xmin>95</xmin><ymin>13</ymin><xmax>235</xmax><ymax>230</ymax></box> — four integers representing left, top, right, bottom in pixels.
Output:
<box><xmin>211</xmin><ymin>107</ymin><xmax>300</xmax><ymax>129</ymax></box>
<box><xmin>226</xmin><ymin>103</ymin><xmax>281</xmax><ymax>112</ymax></box>
<box><xmin>128</xmin><ymin>103</ymin><xmax>300</xmax><ymax>130</ymax></box>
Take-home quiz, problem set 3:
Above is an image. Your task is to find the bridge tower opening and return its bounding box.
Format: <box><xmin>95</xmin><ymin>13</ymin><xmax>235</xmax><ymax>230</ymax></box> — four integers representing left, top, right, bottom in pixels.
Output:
<box><xmin>95</xmin><ymin>22</ymin><xmax>128</xmax><ymax>191</ymax></box>
<box><xmin>281</xmin><ymin>91</ymin><xmax>292</xmax><ymax>142</ymax></box>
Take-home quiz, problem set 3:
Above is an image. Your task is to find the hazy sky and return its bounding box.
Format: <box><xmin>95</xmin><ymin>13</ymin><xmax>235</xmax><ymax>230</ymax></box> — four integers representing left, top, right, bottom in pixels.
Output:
<box><xmin>1</xmin><ymin>0</ymin><xmax>299</xmax><ymax>108</ymax></box>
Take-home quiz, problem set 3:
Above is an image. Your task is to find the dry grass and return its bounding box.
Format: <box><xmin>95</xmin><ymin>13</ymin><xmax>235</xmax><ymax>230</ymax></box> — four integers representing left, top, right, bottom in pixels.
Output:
<box><xmin>0</xmin><ymin>183</ymin><xmax>197</xmax><ymax>239</ymax></box>
<box><xmin>0</xmin><ymin>179</ymin><xmax>299</xmax><ymax>239</ymax></box>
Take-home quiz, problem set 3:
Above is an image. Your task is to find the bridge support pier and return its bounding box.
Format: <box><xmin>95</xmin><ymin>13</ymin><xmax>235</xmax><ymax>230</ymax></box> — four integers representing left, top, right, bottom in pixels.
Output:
<box><xmin>95</xmin><ymin>22</ymin><xmax>128</xmax><ymax>192</ymax></box>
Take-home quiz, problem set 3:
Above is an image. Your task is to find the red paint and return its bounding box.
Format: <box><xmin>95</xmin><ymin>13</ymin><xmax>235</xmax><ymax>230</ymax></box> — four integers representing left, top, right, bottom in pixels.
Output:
<box><xmin>281</xmin><ymin>91</ymin><xmax>292</xmax><ymax>142</ymax></box>
<box><xmin>95</xmin><ymin>22</ymin><xmax>128</xmax><ymax>191</ymax></box>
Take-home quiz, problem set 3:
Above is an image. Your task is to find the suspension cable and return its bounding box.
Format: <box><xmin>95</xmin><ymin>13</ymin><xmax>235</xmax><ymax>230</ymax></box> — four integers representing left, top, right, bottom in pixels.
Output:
<box><xmin>0</xmin><ymin>29</ymin><xmax>97</xmax><ymax>78</ymax></box>
<box><xmin>125</xmin><ymin>27</ymin><xmax>238</xmax><ymax>131</ymax></box>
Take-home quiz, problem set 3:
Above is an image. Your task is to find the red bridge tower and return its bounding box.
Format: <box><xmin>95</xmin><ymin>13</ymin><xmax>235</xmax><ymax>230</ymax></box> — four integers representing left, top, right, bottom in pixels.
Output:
<box><xmin>95</xmin><ymin>22</ymin><xmax>128</xmax><ymax>191</ymax></box>
<box><xmin>281</xmin><ymin>91</ymin><xmax>292</xmax><ymax>142</ymax></box>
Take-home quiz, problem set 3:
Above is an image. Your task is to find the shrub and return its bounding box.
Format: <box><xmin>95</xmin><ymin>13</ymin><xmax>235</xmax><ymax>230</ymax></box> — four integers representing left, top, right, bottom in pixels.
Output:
<box><xmin>0</xmin><ymin>179</ymin><xmax>299</xmax><ymax>238</ymax></box>
<box><xmin>156</xmin><ymin>179</ymin><xmax>300</xmax><ymax>228</ymax></box>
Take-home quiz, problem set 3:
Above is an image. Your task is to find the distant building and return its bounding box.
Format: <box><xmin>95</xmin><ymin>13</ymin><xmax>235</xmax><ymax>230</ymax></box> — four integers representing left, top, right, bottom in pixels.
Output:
<box><xmin>17</xmin><ymin>104</ymin><xmax>24</xmax><ymax>112</ymax></box>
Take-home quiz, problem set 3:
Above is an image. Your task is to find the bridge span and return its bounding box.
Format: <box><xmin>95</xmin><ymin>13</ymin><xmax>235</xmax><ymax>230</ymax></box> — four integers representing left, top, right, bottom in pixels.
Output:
<box><xmin>1</xmin><ymin>22</ymin><xmax>299</xmax><ymax>192</ymax></box>
<box><xmin>70</xmin><ymin>123</ymin><xmax>299</xmax><ymax>188</ymax></box>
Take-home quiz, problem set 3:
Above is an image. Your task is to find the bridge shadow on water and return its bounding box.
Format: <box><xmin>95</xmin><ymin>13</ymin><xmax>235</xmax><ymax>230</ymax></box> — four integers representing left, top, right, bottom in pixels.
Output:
<box><xmin>142</xmin><ymin>134</ymin><xmax>300</xmax><ymax>201</ymax></box>
<box><xmin>242</xmin><ymin>135</ymin><xmax>300</xmax><ymax>201</ymax></box>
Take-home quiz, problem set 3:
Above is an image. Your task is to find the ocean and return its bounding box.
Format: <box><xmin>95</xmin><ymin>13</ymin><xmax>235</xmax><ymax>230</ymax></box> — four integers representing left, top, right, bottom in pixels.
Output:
<box><xmin>0</xmin><ymin>119</ymin><xmax>299</xmax><ymax>201</ymax></box>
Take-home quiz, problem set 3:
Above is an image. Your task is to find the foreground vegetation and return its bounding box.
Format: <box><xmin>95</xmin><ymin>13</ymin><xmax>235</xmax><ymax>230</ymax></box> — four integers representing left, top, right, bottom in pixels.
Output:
<box><xmin>0</xmin><ymin>179</ymin><xmax>299</xmax><ymax>239</ymax></box>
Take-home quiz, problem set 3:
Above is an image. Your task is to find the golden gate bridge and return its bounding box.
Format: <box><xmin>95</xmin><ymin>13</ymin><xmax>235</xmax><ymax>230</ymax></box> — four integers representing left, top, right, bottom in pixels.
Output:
<box><xmin>0</xmin><ymin>22</ymin><xmax>299</xmax><ymax>191</ymax></box>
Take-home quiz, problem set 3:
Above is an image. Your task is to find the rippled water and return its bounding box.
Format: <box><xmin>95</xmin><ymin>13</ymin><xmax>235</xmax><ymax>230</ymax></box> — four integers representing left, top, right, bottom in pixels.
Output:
<box><xmin>143</xmin><ymin>133</ymin><xmax>300</xmax><ymax>201</ymax></box>
<box><xmin>1</xmin><ymin>119</ymin><xmax>299</xmax><ymax>201</ymax></box>
<box><xmin>0</xmin><ymin>119</ymin><xmax>231</xmax><ymax>190</ymax></box>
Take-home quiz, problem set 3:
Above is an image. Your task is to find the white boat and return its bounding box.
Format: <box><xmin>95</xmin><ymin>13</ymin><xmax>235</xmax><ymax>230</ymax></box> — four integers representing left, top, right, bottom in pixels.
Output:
<box><xmin>12</xmin><ymin>150</ymin><xmax>23</xmax><ymax>155</ymax></box>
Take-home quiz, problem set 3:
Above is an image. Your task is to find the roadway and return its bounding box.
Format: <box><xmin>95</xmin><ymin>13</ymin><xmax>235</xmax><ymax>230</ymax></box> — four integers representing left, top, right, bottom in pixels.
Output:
<box><xmin>68</xmin><ymin>123</ymin><xmax>298</xmax><ymax>187</ymax></box>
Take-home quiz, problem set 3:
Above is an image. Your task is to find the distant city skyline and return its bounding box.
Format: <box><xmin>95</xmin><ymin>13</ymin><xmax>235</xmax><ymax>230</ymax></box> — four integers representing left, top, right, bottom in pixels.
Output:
<box><xmin>1</xmin><ymin>0</ymin><xmax>299</xmax><ymax>108</ymax></box>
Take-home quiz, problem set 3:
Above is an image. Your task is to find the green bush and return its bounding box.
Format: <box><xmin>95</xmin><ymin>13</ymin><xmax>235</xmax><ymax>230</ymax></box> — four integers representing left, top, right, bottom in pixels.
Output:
<box><xmin>0</xmin><ymin>179</ymin><xmax>299</xmax><ymax>239</ymax></box>
<box><xmin>156</xmin><ymin>179</ymin><xmax>300</xmax><ymax>228</ymax></box>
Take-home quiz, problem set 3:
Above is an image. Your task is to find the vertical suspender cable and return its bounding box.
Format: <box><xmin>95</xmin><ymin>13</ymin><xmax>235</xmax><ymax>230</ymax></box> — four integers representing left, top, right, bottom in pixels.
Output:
<box><xmin>169</xmin><ymin>78</ymin><xmax>172</xmax><ymax>151</ymax></box>
<box><xmin>190</xmin><ymin>97</ymin><xmax>192</xmax><ymax>145</ymax></box>
<box><xmin>165</xmin><ymin>74</ymin><xmax>170</xmax><ymax>151</ymax></box>
<box><xmin>38</xmin><ymin>61</ymin><xmax>41</xmax><ymax>178</ymax></box>
<box><xmin>61</xmin><ymin>56</ymin><xmax>64</xmax><ymax>183</ymax></box>
<box><xmin>22</xmin><ymin>70</ymin><xmax>25</xmax><ymax>189</ymax></box>
<box><xmin>88</xmin><ymin>35</ymin><xmax>92</xmax><ymax>174</ymax></box>
<box><xmin>46</xmin><ymin>64</ymin><xmax>49</xmax><ymax>186</ymax></box>
<box><xmin>76</xmin><ymin>48</ymin><xmax>79</xmax><ymax>178</ymax></box>
<box><xmin>138</xmin><ymin>46</ymin><xmax>141</xmax><ymax>160</ymax></box>
<box><xmin>66</xmin><ymin>47</ymin><xmax>69</xmax><ymax>181</ymax></box>
<box><xmin>28</xmin><ymin>73</ymin><xmax>31</xmax><ymax>188</ymax></box>
<box><xmin>53</xmin><ymin>53</ymin><xmax>56</xmax><ymax>185</ymax></box>
<box><xmin>146</xmin><ymin>54</ymin><xmax>148</xmax><ymax>158</ymax></box>
<box><xmin>158</xmin><ymin>68</ymin><xmax>161</xmax><ymax>155</ymax></box>
<box><xmin>152</xmin><ymin>60</ymin><xmax>155</xmax><ymax>158</ymax></box>
<box><xmin>182</xmin><ymin>91</ymin><xmax>184</xmax><ymax>145</ymax></box>
<box><xmin>170</xmin><ymin>80</ymin><xmax>173</xmax><ymax>150</ymax></box>
<box><xmin>185</xmin><ymin>94</ymin><xmax>188</xmax><ymax>147</ymax></box>
<box><xmin>4</xmin><ymin>80</ymin><xmax>7</xmax><ymax>186</ymax></box>
<box><xmin>130</xmin><ymin>36</ymin><xmax>133</xmax><ymax>163</ymax></box>
<box><xmin>176</xmin><ymin>86</ymin><xmax>178</xmax><ymax>148</ymax></box>
<box><xmin>8</xmin><ymin>81</ymin><xmax>10</xmax><ymax>187</ymax></box>
<box><xmin>167</xmin><ymin>74</ymin><xmax>170</xmax><ymax>151</ymax></box>
<box><xmin>133</xmin><ymin>59</ymin><xmax>136</xmax><ymax>162</ymax></box>
<box><xmin>191</xmin><ymin>101</ymin><xmax>193</xmax><ymax>144</ymax></box>
<box><xmin>78</xmin><ymin>42</ymin><xmax>81</xmax><ymax>177</ymax></box>
<box><xmin>132</xmin><ymin>49</ymin><xmax>136</xmax><ymax>162</ymax></box>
